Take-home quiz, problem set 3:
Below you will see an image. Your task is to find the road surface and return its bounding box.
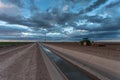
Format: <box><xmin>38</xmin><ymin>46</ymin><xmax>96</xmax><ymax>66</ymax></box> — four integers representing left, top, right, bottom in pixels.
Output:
<box><xmin>0</xmin><ymin>43</ymin><xmax>52</xmax><ymax>80</ymax></box>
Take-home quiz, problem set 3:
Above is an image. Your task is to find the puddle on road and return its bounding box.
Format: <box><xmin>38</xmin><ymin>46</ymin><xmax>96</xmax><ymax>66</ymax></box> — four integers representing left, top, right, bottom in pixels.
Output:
<box><xmin>40</xmin><ymin>45</ymin><xmax>92</xmax><ymax>80</ymax></box>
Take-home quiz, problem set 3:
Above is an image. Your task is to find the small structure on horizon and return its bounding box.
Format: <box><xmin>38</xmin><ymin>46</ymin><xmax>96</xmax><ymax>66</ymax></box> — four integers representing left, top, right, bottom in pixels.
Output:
<box><xmin>80</xmin><ymin>38</ymin><xmax>91</xmax><ymax>46</ymax></box>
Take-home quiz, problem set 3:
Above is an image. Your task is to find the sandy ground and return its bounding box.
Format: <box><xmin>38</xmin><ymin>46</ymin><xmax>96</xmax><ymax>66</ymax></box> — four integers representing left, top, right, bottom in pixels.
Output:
<box><xmin>45</xmin><ymin>43</ymin><xmax>120</xmax><ymax>80</ymax></box>
<box><xmin>0</xmin><ymin>43</ymin><xmax>51</xmax><ymax>80</ymax></box>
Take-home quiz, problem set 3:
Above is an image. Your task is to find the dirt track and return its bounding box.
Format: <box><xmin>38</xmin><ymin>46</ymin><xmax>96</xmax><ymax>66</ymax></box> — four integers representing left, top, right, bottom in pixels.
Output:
<box><xmin>0</xmin><ymin>43</ymin><xmax>51</xmax><ymax>80</ymax></box>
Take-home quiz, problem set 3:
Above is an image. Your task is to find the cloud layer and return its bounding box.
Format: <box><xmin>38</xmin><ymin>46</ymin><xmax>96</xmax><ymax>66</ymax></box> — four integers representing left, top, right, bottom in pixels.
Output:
<box><xmin>0</xmin><ymin>0</ymin><xmax>120</xmax><ymax>41</ymax></box>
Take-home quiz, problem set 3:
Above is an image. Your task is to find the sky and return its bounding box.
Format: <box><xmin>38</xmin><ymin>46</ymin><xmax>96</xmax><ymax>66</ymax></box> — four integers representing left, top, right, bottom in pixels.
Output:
<box><xmin>0</xmin><ymin>0</ymin><xmax>120</xmax><ymax>41</ymax></box>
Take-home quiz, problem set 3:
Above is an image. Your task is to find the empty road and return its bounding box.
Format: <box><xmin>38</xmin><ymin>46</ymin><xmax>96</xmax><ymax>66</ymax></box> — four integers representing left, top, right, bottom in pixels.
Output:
<box><xmin>0</xmin><ymin>43</ymin><xmax>52</xmax><ymax>80</ymax></box>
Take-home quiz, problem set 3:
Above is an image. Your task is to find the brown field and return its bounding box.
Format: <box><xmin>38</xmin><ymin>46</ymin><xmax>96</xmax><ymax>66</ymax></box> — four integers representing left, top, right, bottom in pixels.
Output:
<box><xmin>44</xmin><ymin>42</ymin><xmax>120</xmax><ymax>80</ymax></box>
<box><xmin>45</xmin><ymin>42</ymin><xmax>120</xmax><ymax>61</ymax></box>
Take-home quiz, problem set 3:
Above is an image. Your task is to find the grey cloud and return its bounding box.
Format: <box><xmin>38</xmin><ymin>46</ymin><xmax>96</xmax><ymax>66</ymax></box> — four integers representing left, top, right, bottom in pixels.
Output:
<box><xmin>79</xmin><ymin>0</ymin><xmax>108</xmax><ymax>14</ymax></box>
<box><xmin>0</xmin><ymin>13</ymin><xmax>54</xmax><ymax>28</ymax></box>
<box><xmin>91</xmin><ymin>20</ymin><xmax>120</xmax><ymax>32</ymax></box>
<box><xmin>0</xmin><ymin>26</ymin><xmax>23</xmax><ymax>32</ymax></box>
<box><xmin>0</xmin><ymin>13</ymin><xmax>48</xmax><ymax>28</ymax></box>
<box><xmin>29</xmin><ymin>0</ymin><xmax>39</xmax><ymax>13</ymax></box>
<box><xmin>86</xmin><ymin>15</ymin><xmax>108</xmax><ymax>23</ymax></box>
<box><xmin>1</xmin><ymin>0</ymin><xmax>25</xmax><ymax>8</ymax></box>
<box><xmin>1</xmin><ymin>0</ymin><xmax>39</xmax><ymax>14</ymax></box>
<box><xmin>28</xmin><ymin>8</ymin><xmax>76</xmax><ymax>28</ymax></box>
<box><xmin>106</xmin><ymin>1</ymin><xmax>120</xmax><ymax>8</ymax></box>
<box><xmin>90</xmin><ymin>31</ymin><xmax>120</xmax><ymax>40</ymax></box>
<box><xmin>69</xmin><ymin>14</ymin><xmax>120</xmax><ymax>40</ymax></box>
<box><xmin>77</xmin><ymin>15</ymin><xmax>120</xmax><ymax>32</ymax></box>
<box><xmin>70</xmin><ymin>30</ymin><xmax>120</xmax><ymax>41</ymax></box>
<box><xmin>0</xmin><ymin>1</ymin><xmax>80</xmax><ymax>29</ymax></box>
<box><xmin>56</xmin><ymin>13</ymin><xmax>76</xmax><ymax>24</ymax></box>
<box><xmin>0</xmin><ymin>0</ymin><xmax>120</xmax><ymax>41</ymax></box>
<box><xmin>0</xmin><ymin>8</ymin><xmax>120</xmax><ymax>33</ymax></box>
<box><xmin>65</xmin><ymin>0</ymin><xmax>81</xmax><ymax>3</ymax></box>
<box><xmin>0</xmin><ymin>14</ymin><xmax>22</xmax><ymax>24</ymax></box>
<box><xmin>29</xmin><ymin>13</ymin><xmax>54</xmax><ymax>28</ymax></box>
<box><xmin>0</xmin><ymin>14</ymin><xmax>28</xmax><ymax>26</ymax></box>
<box><xmin>65</xmin><ymin>0</ymin><xmax>91</xmax><ymax>4</ymax></box>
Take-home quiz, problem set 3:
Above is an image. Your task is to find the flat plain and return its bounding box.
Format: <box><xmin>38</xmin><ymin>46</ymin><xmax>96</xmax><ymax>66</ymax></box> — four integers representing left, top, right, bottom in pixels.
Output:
<box><xmin>0</xmin><ymin>42</ymin><xmax>120</xmax><ymax>80</ymax></box>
